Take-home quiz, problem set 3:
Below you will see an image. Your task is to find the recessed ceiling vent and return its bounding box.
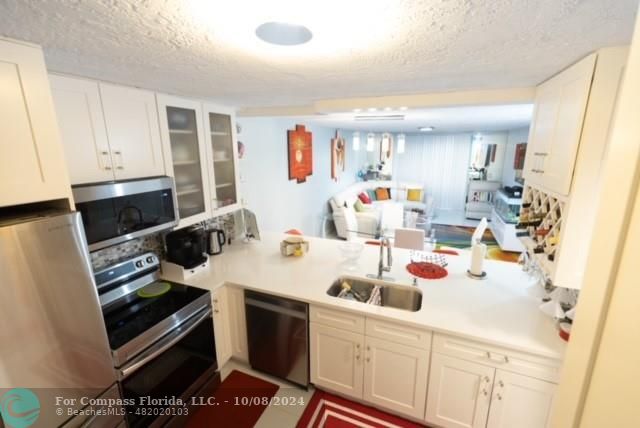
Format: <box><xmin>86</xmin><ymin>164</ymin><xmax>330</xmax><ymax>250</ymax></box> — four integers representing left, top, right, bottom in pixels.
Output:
<box><xmin>354</xmin><ymin>115</ymin><xmax>405</xmax><ymax>121</ymax></box>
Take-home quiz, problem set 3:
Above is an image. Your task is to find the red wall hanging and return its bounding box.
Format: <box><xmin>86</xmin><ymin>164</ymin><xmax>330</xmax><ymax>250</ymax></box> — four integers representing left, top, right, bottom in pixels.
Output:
<box><xmin>288</xmin><ymin>124</ymin><xmax>313</xmax><ymax>183</ymax></box>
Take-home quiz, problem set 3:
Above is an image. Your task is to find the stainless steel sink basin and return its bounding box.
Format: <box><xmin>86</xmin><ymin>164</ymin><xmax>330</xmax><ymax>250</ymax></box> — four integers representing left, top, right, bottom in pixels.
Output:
<box><xmin>327</xmin><ymin>276</ymin><xmax>422</xmax><ymax>312</ymax></box>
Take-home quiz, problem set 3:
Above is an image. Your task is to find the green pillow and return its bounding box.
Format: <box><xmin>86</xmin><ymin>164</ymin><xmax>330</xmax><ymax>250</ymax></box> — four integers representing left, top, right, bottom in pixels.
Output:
<box><xmin>354</xmin><ymin>199</ymin><xmax>366</xmax><ymax>212</ymax></box>
<box><xmin>366</xmin><ymin>189</ymin><xmax>377</xmax><ymax>201</ymax></box>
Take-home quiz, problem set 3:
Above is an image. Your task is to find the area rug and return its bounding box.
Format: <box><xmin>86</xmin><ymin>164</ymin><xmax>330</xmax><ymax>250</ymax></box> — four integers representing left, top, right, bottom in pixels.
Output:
<box><xmin>432</xmin><ymin>224</ymin><xmax>520</xmax><ymax>263</ymax></box>
<box><xmin>297</xmin><ymin>390</ymin><xmax>426</xmax><ymax>428</ymax></box>
<box><xmin>184</xmin><ymin>370</ymin><xmax>279</xmax><ymax>428</ymax></box>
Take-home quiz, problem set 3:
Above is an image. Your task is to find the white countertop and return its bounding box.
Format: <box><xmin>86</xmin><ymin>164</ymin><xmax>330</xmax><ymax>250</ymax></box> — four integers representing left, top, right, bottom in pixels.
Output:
<box><xmin>163</xmin><ymin>232</ymin><xmax>566</xmax><ymax>360</ymax></box>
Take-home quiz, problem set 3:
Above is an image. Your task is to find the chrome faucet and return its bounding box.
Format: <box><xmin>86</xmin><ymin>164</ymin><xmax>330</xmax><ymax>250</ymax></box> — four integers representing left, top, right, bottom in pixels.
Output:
<box><xmin>377</xmin><ymin>236</ymin><xmax>393</xmax><ymax>280</ymax></box>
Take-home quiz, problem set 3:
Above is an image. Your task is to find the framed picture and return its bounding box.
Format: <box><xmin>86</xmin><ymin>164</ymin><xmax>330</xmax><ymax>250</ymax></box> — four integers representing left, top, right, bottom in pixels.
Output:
<box><xmin>287</xmin><ymin>125</ymin><xmax>313</xmax><ymax>183</ymax></box>
<box><xmin>331</xmin><ymin>131</ymin><xmax>346</xmax><ymax>182</ymax></box>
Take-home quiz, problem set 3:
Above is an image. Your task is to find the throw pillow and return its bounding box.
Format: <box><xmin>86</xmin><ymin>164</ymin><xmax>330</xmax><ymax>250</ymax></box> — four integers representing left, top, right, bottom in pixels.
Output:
<box><xmin>354</xmin><ymin>199</ymin><xmax>366</xmax><ymax>212</ymax></box>
<box><xmin>407</xmin><ymin>188</ymin><xmax>423</xmax><ymax>202</ymax></box>
<box><xmin>358</xmin><ymin>192</ymin><xmax>371</xmax><ymax>204</ymax></box>
<box><xmin>376</xmin><ymin>187</ymin><xmax>390</xmax><ymax>201</ymax></box>
<box><xmin>366</xmin><ymin>189</ymin><xmax>377</xmax><ymax>201</ymax></box>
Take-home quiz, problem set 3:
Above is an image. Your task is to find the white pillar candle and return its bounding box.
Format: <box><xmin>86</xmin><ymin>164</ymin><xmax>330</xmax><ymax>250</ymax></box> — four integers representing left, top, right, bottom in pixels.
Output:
<box><xmin>470</xmin><ymin>243</ymin><xmax>487</xmax><ymax>276</ymax></box>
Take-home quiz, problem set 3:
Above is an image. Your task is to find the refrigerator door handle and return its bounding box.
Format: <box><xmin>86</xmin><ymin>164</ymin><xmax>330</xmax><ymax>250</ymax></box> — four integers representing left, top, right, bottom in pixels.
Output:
<box><xmin>119</xmin><ymin>307</ymin><xmax>212</xmax><ymax>379</ymax></box>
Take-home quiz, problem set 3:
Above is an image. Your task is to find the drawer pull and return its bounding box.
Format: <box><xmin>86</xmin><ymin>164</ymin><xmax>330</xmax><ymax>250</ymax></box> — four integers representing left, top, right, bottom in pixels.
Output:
<box><xmin>487</xmin><ymin>352</ymin><xmax>509</xmax><ymax>364</ymax></box>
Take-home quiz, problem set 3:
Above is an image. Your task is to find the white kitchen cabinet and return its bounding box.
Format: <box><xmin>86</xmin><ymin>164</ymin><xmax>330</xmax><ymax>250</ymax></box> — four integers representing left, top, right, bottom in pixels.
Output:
<box><xmin>363</xmin><ymin>336</ymin><xmax>429</xmax><ymax>419</ymax></box>
<box><xmin>99</xmin><ymin>83</ymin><xmax>165</xmax><ymax>180</ymax></box>
<box><xmin>227</xmin><ymin>287</ymin><xmax>248</xmax><ymax>362</ymax></box>
<box><xmin>212</xmin><ymin>287</ymin><xmax>232</xmax><ymax>367</ymax></box>
<box><xmin>0</xmin><ymin>38</ymin><xmax>72</xmax><ymax>207</ymax></box>
<box><xmin>523</xmin><ymin>53</ymin><xmax>596</xmax><ymax>195</ymax></box>
<box><xmin>425</xmin><ymin>353</ymin><xmax>494</xmax><ymax>428</ymax></box>
<box><xmin>49</xmin><ymin>74</ymin><xmax>114</xmax><ymax>184</ymax></box>
<box><xmin>203</xmin><ymin>103</ymin><xmax>241</xmax><ymax>216</ymax></box>
<box><xmin>486</xmin><ymin>370</ymin><xmax>556</xmax><ymax>428</ymax></box>
<box><xmin>310</xmin><ymin>322</ymin><xmax>365</xmax><ymax>398</ymax></box>
<box><xmin>157</xmin><ymin>94</ymin><xmax>211</xmax><ymax>227</ymax></box>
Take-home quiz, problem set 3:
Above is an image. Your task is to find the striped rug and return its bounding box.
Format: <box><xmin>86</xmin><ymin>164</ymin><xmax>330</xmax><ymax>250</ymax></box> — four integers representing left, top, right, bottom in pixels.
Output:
<box><xmin>297</xmin><ymin>390</ymin><xmax>427</xmax><ymax>428</ymax></box>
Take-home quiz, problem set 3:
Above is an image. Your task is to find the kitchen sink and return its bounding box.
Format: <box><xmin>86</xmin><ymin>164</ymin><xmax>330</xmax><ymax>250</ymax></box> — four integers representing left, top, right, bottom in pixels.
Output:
<box><xmin>327</xmin><ymin>277</ymin><xmax>422</xmax><ymax>312</ymax></box>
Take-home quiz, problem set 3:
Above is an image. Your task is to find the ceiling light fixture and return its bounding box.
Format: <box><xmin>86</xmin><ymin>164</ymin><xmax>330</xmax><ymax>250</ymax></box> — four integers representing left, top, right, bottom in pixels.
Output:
<box><xmin>367</xmin><ymin>107</ymin><xmax>378</xmax><ymax>112</ymax></box>
<box><xmin>255</xmin><ymin>22</ymin><xmax>313</xmax><ymax>45</ymax></box>
<box><xmin>366</xmin><ymin>133</ymin><xmax>375</xmax><ymax>152</ymax></box>
<box><xmin>352</xmin><ymin>132</ymin><xmax>360</xmax><ymax>151</ymax></box>
<box><xmin>400</xmin><ymin>106</ymin><xmax>408</xmax><ymax>111</ymax></box>
<box><xmin>384</xmin><ymin>107</ymin><xmax>392</xmax><ymax>112</ymax></box>
<box><xmin>419</xmin><ymin>126</ymin><xmax>435</xmax><ymax>132</ymax></box>
<box><xmin>353</xmin><ymin>108</ymin><xmax>362</xmax><ymax>113</ymax></box>
<box><xmin>397</xmin><ymin>133</ymin><xmax>406</xmax><ymax>154</ymax></box>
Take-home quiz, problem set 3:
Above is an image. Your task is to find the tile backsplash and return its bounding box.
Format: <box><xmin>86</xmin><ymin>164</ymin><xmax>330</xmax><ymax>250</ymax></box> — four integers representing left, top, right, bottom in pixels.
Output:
<box><xmin>90</xmin><ymin>213</ymin><xmax>236</xmax><ymax>271</ymax></box>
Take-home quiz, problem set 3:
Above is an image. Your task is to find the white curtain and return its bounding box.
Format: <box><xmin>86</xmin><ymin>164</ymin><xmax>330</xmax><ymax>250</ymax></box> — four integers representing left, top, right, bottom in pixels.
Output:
<box><xmin>393</xmin><ymin>133</ymin><xmax>471</xmax><ymax>212</ymax></box>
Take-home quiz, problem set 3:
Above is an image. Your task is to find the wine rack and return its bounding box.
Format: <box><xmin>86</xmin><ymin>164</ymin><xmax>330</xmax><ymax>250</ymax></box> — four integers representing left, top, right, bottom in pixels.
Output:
<box><xmin>517</xmin><ymin>185</ymin><xmax>567</xmax><ymax>278</ymax></box>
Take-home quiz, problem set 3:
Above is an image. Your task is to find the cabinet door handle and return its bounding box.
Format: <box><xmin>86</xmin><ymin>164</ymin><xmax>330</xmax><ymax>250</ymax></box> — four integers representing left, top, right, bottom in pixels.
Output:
<box><xmin>482</xmin><ymin>389</ymin><xmax>488</xmax><ymax>396</ymax></box>
<box><xmin>498</xmin><ymin>380</ymin><xmax>504</xmax><ymax>387</ymax></box>
<box><xmin>100</xmin><ymin>149</ymin><xmax>113</xmax><ymax>171</ymax></box>
<box><xmin>366</xmin><ymin>357</ymin><xmax>370</xmax><ymax>362</ymax></box>
<box><xmin>484</xmin><ymin>376</ymin><xmax>491</xmax><ymax>383</ymax></box>
<box><xmin>496</xmin><ymin>393</ymin><xmax>503</xmax><ymax>401</ymax></box>
<box><xmin>533</xmin><ymin>152</ymin><xmax>548</xmax><ymax>156</ymax></box>
<box><xmin>112</xmin><ymin>149</ymin><xmax>124</xmax><ymax>170</ymax></box>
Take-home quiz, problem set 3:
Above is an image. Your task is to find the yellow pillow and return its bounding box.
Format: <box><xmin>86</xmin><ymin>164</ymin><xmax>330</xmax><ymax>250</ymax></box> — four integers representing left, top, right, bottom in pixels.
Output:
<box><xmin>375</xmin><ymin>188</ymin><xmax>390</xmax><ymax>201</ymax></box>
<box><xmin>407</xmin><ymin>188</ymin><xmax>422</xmax><ymax>202</ymax></box>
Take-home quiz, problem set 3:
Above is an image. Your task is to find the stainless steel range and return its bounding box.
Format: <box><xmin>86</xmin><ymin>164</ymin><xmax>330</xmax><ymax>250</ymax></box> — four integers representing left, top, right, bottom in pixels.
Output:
<box><xmin>94</xmin><ymin>253</ymin><xmax>219</xmax><ymax>427</ymax></box>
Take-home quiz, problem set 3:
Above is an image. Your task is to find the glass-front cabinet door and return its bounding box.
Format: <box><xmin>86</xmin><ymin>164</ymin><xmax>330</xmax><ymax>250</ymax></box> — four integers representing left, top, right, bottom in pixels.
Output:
<box><xmin>157</xmin><ymin>95</ymin><xmax>211</xmax><ymax>227</ymax></box>
<box><xmin>203</xmin><ymin>104</ymin><xmax>241</xmax><ymax>215</ymax></box>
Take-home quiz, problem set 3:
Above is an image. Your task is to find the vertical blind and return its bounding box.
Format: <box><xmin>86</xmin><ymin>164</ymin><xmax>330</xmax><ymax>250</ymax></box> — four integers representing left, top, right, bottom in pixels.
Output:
<box><xmin>393</xmin><ymin>133</ymin><xmax>472</xmax><ymax>212</ymax></box>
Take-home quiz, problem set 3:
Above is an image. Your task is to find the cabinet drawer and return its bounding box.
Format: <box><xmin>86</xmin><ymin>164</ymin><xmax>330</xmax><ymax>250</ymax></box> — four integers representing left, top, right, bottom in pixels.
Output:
<box><xmin>433</xmin><ymin>334</ymin><xmax>562</xmax><ymax>383</ymax></box>
<box><xmin>310</xmin><ymin>306</ymin><xmax>365</xmax><ymax>334</ymax></box>
<box><xmin>365</xmin><ymin>317</ymin><xmax>432</xmax><ymax>350</ymax></box>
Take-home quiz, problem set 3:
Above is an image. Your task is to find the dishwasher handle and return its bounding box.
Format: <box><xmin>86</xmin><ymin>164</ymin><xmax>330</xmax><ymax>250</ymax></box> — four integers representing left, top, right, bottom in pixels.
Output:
<box><xmin>244</xmin><ymin>291</ymin><xmax>308</xmax><ymax>319</ymax></box>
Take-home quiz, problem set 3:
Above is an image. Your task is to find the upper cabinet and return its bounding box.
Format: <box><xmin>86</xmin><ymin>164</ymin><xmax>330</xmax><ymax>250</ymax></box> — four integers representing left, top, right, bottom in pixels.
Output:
<box><xmin>157</xmin><ymin>94</ymin><xmax>211</xmax><ymax>227</ymax></box>
<box><xmin>203</xmin><ymin>103</ymin><xmax>241</xmax><ymax>216</ymax></box>
<box><xmin>50</xmin><ymin>75</ymin><xmax>165</xmax><ymax>184</ymax></box>
<box><xmin>523</xmin><ymin>54</ymin><xmax>596</xmax><ymax>195</ymax></box>
<box><xmin>99</xmin><ymin>83</ymin><xmax>165</xmax><ymax>180</ymax></box>
<box><xmin>0</xmin><ymin>38</ymin><xmax>72</xmax><ymax>208</ymax></box>
<box><xmin>49</xmin><ymin>75</ymin><xmax>114</xmax><ymax>184</ymax></box>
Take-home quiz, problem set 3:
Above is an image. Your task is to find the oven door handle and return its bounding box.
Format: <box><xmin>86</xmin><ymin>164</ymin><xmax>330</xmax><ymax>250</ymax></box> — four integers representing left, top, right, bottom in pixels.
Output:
<box><xmin>118</xmin><ymin>307</ymin><xmax>212</xmax><ymax>380</ymax></box>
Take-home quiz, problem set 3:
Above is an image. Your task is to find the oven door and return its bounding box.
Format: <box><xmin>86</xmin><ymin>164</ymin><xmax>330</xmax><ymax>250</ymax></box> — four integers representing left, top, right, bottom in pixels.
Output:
<box><xmin>118</xmin><ymin>307</ymin><xmax>218</xmax><ymax>427</ymax></box>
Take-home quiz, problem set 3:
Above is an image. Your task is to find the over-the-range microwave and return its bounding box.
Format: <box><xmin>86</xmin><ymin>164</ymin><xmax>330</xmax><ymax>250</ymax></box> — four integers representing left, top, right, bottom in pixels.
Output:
<box><xmin>72</xmin><ymin>176</ymin><xmax>179</xmax><ymax>251</ymax></box>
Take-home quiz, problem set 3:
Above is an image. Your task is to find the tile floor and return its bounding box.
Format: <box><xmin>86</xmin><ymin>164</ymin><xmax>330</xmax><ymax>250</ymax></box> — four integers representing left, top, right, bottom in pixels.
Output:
<box><xmin>219</xmin><ymin>360</ymin><xmax>315</xmax><ymax>428</ymax></box>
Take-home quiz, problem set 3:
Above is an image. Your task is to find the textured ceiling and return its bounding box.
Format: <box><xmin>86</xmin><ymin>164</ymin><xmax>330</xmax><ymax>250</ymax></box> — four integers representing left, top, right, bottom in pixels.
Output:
<box><xmin>0</xmin><ymin>0</ymin><xmax>637</xmax><ymax>108</ymax></box>
<box><xmin>302</xmin><ymin>104</ymin><xmax>533</xmax><ymax>133</ymax></box>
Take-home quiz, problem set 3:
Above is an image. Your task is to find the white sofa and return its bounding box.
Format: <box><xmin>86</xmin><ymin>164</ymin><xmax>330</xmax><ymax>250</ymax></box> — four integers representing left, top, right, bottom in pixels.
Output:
<box><xmin>330</xmin><ymin>180</ymin><xmax>434</xmax><ymax>239</ymax></box>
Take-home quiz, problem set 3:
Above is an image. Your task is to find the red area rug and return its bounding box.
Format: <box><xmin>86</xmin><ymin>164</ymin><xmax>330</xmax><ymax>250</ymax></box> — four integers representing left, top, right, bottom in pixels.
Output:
<box><xmin>185</xmin><ymin>370</ymin><xmax>279</xmax><ymax>428</ymax></box>
<box><xmin>297</xmin><ymin>390</ymin><xmax>426</xmax><ymax>428</ymax></box>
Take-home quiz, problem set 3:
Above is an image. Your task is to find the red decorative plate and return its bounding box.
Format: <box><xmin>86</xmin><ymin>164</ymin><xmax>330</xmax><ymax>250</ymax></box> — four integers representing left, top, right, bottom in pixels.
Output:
<box><xmin>406</xmin><ymin>262</ymin><xmax>448</xmax><ymax>279</ymax></box>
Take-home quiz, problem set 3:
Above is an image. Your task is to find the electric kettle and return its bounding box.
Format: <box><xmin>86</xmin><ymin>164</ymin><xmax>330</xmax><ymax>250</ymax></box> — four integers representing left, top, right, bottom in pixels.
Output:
<box><xmin>207</xmin><ymin>228</ymin><xmax>226</xmax><ymax>255</ymax></box>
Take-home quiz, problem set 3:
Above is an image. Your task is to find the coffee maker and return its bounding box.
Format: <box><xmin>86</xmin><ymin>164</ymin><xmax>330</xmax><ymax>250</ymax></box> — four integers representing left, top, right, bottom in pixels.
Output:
<box><xmin>165</xmin><ymin>225</ymin><xmax>207</xmax><ymax>269</ymax></box>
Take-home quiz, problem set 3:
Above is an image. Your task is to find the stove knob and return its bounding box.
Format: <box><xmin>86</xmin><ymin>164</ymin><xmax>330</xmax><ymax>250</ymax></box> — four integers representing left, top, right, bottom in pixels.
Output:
<box><xmin>135</xmin><ymin>260</ymin><xmax>144</xmax><ymax>268</ymax></box>
<box><xmin>146</xmin><ymin>256</ymin><xmax>155</xmax><ymax>264</ymax></box>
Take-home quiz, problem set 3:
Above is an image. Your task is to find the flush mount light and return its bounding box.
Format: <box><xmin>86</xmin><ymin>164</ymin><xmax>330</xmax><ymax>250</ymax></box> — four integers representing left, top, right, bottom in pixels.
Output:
<box><xmin>419</xmin><ymin>126</ymin><xmax>435</xmax><ymax>132</ymax></box>
<box><xmin>367</xmin><ymin>107</ymin><xmax>378</xmax><ymax>112</ymax></box>
<box><xmin>366</xmin><ymin>133</ymin><xmax>375</xmax><ymax>152</ymax></box>
<box><xmin>255</xmin><ymin>22</ymin><xmax>313</xmax><ymax>46</ymax></box>
<box><xmin>353</xmin><ymin>108</ymin><xmax>362</xmax><ymax>113</ymax></box>
<box><xmin>399</xmin><ymin>106</ymin><xmax>408</xmax><ymax>111</ymax></box>
<box><xmin>397</xmin><ymin>133</ymin><xmax>406</xmax><ymax>154</ymax></box>
<box><xmin>352</xmin><ymin>132</ymin><xmax>360</xmax><ymax>151</ymax></box>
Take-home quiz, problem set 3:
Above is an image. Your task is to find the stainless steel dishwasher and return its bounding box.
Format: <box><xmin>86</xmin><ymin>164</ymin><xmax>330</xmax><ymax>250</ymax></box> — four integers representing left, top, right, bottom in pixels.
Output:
<box><xmin>245</xmin><ymin>290</ymin><xmax>309</xmax><ymax>388</ymax></box>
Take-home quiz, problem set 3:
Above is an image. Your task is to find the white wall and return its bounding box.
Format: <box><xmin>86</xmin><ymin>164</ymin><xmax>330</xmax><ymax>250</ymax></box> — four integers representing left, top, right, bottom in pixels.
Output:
<box><xmin>237</xmin><ymin>117</ymin><xmax>362</xmax><ymax>236</ymax></box>
<box><xmin>502</xmin><ymin>127</ymin><xmax>530</xmax><ymax>187</ymax></box>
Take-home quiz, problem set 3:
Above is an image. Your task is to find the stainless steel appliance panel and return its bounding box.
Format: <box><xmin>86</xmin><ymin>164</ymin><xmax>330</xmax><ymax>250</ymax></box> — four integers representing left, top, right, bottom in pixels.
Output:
<box><xmin>0</xmin><ymin>212</ymin><xmax>117</xmax><ymax>426</ymax></box>
<box><xmin>245</xmin><ymin>291</ymin><xmax>309</xmax><ymax>387</ymax></box>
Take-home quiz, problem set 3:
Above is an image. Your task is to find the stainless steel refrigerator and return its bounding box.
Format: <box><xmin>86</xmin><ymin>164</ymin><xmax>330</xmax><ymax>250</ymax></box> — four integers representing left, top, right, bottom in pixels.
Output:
<box><xmin>0</xmin><ymin>211</ymin><xmax>122</xmax><ymax>428</ymax></box>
